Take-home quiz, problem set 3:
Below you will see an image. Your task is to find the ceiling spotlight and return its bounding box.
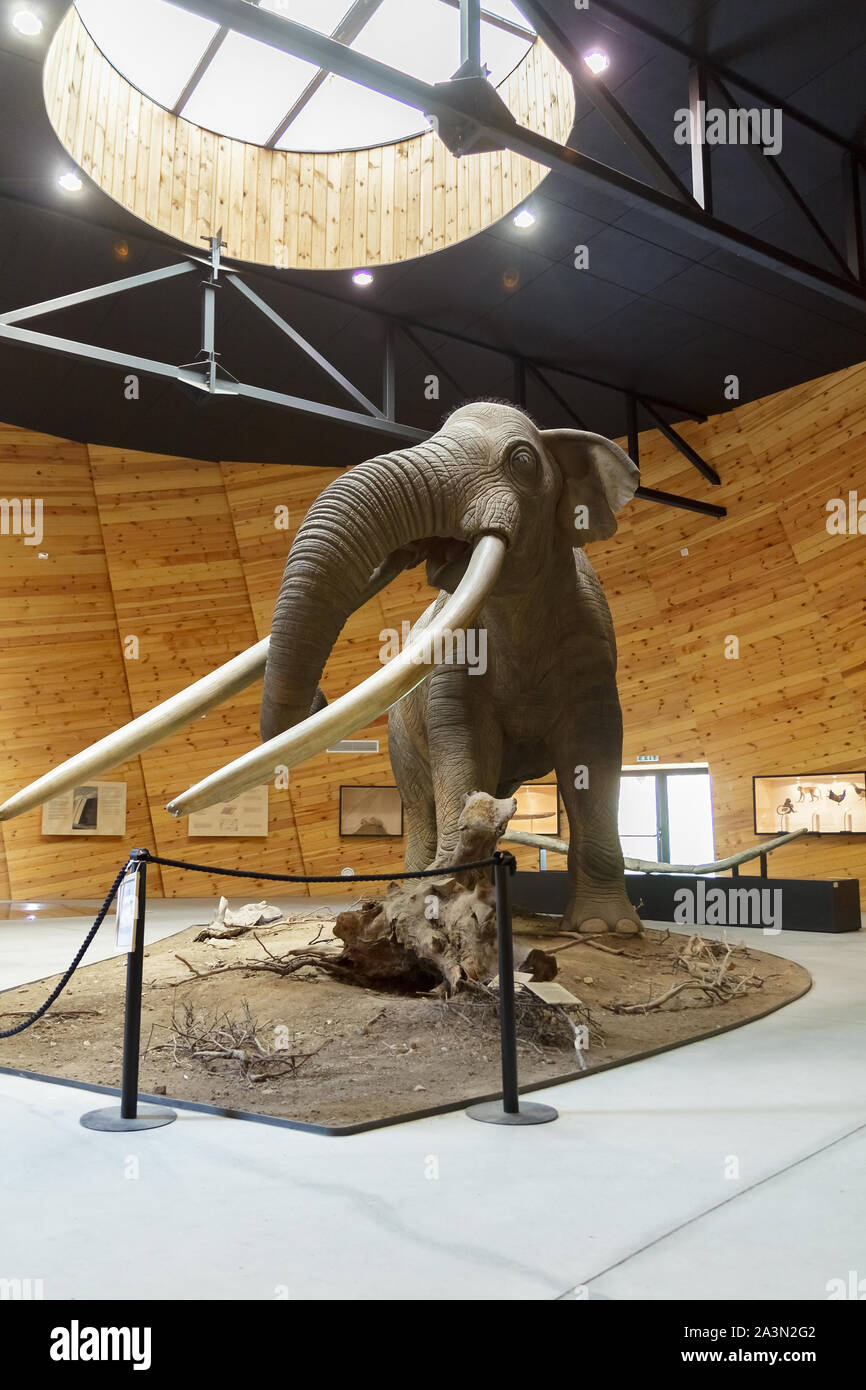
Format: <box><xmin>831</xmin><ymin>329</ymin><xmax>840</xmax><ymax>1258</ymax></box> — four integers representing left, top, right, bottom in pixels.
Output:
<box><xmin>352</xmin><ymin>270</ymin><xmax>374</xmax><ymax>287</ymax></box>
<box><xmin>583</xmin><ymin>50</ymin><xmax>610</xmax><ymax>76</ymax></box>
<box><xmin>513</xmin><ymin>207</ymin><xmax>536</xmax><ymax>229</ymax></box>
<box><xmin>12</xmin><ymin>10</ymin><xmax>42</xmax><ymax>36</ymax></box>
<box><xmin>58</xmin><ymin>170</ymin><xmax>83</xmax><ymax>193</ymax></box>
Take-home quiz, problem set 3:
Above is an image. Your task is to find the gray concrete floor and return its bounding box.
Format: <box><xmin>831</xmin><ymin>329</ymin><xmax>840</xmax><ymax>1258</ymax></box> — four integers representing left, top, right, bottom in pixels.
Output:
<box><xmin>0</xmin><ymin>898</ymin><xmax>864</xmax><ymax>1300</ymax></box>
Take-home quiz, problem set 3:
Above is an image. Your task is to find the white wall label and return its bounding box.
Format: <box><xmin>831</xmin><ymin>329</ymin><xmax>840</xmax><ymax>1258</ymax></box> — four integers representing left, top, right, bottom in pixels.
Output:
<box><xmin>115</xmin><ymin>866</ymin><xmax>140</xmax><ymax>951</ymax></box>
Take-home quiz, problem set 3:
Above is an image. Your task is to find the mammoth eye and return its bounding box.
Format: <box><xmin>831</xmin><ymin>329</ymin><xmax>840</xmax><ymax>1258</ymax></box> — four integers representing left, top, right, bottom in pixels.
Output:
<box><xmin>507</xmin><ymin>443</ymin><xmax>540</xmax><ymax>485</ymax></box>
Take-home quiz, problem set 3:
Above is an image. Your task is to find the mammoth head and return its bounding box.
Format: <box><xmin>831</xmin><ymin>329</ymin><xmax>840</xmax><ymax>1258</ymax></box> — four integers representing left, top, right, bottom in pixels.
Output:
<box><xmin>260</xmin><ymin>401</ymin><xmax>638</xmax><ymax>741</ymax></box>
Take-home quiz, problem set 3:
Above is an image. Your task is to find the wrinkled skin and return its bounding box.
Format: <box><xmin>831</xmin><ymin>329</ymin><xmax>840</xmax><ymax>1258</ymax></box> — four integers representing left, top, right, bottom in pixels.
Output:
<box><xmin>262</xmin><ymin>401</ymin><xmax>641</xmax><ymax>934</ymax></box>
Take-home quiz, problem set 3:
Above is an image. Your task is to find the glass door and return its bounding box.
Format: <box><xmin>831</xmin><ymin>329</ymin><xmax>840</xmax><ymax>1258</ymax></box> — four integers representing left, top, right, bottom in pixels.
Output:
<box><xmin>667</xmin><ymin>770</ymin><xmax>715</xmax><ymax>865</ymax></box>
<box><xmin>618</xmin><ymin>774</ymin><xmax>661</xmax><ymax>864</ymax></box>
<box><xmin>618</xmin><ymin>768</ymin><xmax>715</xmax><ymax>868</ymax></box>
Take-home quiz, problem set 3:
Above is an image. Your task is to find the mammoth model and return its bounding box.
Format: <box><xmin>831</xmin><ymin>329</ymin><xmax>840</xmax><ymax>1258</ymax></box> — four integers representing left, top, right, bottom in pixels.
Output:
<box><xmin>260</xmin><ymin>401</ymin><xmax>641</xmax><ymax>936</ymax></box>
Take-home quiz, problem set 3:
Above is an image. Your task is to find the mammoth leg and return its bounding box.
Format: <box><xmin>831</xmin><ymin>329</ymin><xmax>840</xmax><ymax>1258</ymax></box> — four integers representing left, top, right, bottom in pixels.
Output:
<box><xmin>551</xmin><ymin>688</ymin><xmax>641</xmax><ymax>935</ymax></box>
<box><xmin>427</xmin><ymin>665</ymin><xmax>503</xmax><ymax>867</ymax></box>
<box><xmin>389</xmin><ymin>694</ymin><xmax>437</xmax><ymax>871</ymax></box>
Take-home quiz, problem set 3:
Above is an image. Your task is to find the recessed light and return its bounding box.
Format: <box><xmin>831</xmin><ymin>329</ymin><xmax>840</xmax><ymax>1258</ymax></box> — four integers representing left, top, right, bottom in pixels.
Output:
<box><xmin>583</xmin><ymin>50</ymin><xmax>610</xmax><ymax>76</ymax></box>
<box><xmin>513</xmin><ymin>207</ymin><xmax>536</xmax><ymax>229</ymax></box>
<box><xmin>58</xmin><ymin>170</ymin><xmax>83</xmax><ymax>192</ymax></box>
<box><xmin>12</xmin><ymin>10</ymin><xmax>42</xmax><ymax>36</ymax></box>
<box><xmin>352</xmin><ymin>270</ymin><xmax>374</xmax><ymax>287</ymax></box>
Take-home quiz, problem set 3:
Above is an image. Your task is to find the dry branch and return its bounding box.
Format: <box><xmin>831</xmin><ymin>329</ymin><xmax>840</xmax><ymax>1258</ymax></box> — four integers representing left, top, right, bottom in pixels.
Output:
<box><xmin>608</xmin><ymin>933</ymin><xmax>762</xmax><ymax>1013</ymax></box>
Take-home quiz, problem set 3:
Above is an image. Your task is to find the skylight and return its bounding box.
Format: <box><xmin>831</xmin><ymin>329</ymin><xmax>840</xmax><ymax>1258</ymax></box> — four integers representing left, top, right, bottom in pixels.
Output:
<box><xmin>74</xmin><ymin>0</ymin><xmax>535</xmax><ymax>152</ymax></box>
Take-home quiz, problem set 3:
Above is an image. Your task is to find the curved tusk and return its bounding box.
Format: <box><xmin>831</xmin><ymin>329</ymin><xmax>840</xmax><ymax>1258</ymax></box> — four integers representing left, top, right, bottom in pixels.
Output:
<box><xmin>0</xmin><ymin>638</ymin><xmax>270</xmax><ymax>823</ymax></box>
<box><xmin>502</xmin><ymin>826</ymin><xmax>808</xmax><ymax>874</ymax></box>
<box><xmin>167</xmin><ymin>534</ymin><xmax>506</xmax><ymax>818</ymax></box>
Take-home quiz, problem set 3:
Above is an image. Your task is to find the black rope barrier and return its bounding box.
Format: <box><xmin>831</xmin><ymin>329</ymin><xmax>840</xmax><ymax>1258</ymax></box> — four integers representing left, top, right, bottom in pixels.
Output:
<box><xmin>138</xmin><ymin>849</ymin><xmax>499</xmax><ymax>882</ymax></box>
<box><xmin>0</xmin><ymin>863</ymin><xmax>129</xmax><ymax>1039</ymax></box>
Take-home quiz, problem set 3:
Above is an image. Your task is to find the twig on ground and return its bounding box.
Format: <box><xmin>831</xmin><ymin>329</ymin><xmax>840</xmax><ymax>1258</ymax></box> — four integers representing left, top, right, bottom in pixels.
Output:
<box><xmin>607</xmin><ymin>932</ymin><xmax>762</xmax><ymax>1013</ymax></box>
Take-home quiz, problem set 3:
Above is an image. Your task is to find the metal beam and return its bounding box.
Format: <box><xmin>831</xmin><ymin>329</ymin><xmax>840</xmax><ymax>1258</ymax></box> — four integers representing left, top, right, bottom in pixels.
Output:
<box><xmin>0</xmin><ymin>319</ymin><xmax>429</xmax><ymax>442</ymax></box>
<box><xmin>638</xmin><ymin>398</ymin><xmax>722</xmax><ymax>486</ymax></box>
<box><xmin>517</xmin><ymin>0</ymin><xmax>694</xmax><ymax>203</ymax></box>
<box><xmin>843</xmin><ymin>153</ymin><xmax>864</xmax><ymax>282</ymax></box>
<box><xmin>397</xmin><ymin>323</ymin><xmax>468</xmax><ymax>401</ymax></box>
<box><xmin>626</xmin><ymin>391</ymin><xmax>639</xmax><ymax>463</ymax></box>
<box><xmin>226</xmin><ymin>272</ymin><xmax>385</xmax><ymax>417</ymax></box>
<box><xmin>265</xmin><ymin>0</ymin><xmax>385</xmax><ymax>150</ymax></box>
<box><xmin>528</xmin><ymin>363</ymin><xmax>588</xmax><ymax>430</ymax></box>
<box><xmin>171</xmin><ymin>24</ymin><xmax>227</xmax><ymax>115</ymax></box>
<box><xmin>687</xmin><ymin>64</ymin><xmax>713</xmax><ymax>214</ymax></box>
<box><xmin>635</xmin><ymin>485</ymin><xmax>726</xmax><ymax>518</ymax></box>
<box><xmin>708</xmin><ymin>72</ymin><xmax>853</xmax><ymax>280</ymax></box>
<box><xmin>0</xmin><ymin>186</ymin><xmax>708</xmax><ymax>427</ymax></box>
<box><xmin>0</xmin><ymin>311</ymin><xmax>720</xmax><ymax>515</ymax></box>
<box><xmin>166</xmin><ymin>0</ymin><xmax>866</xmax><ymax>312</ymax></box>
<box><xmin>0</xmin><ymin>261</ymin><xmax>196</xmax><ymax>325</ymax></box>
<box><xmin>438</xmin><ymin>0</ymin><xmax>535</xmax><ymax>42</ymax></box>
<box><xmin>395</xmin><ymin>319</ymin><xmax>703</xmax><ymax>421</ymax></box>
<box><xmin>586</xmin><ymin>0</ymin><xmax>866</xmax><ymax>161</ymax></box>
<box><xmin>382</xmin><ymin>321</ymin><xmax>396</xmax><ymax>420</ymax></box>
<box><xmin>456</xmin><ymin>0</ymin><xmax>483</xmax><ymax>78</ymax></box>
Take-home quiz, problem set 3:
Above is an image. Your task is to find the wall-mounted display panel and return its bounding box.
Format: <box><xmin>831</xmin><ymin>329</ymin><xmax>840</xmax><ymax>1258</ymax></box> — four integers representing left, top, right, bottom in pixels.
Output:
<box><xmin>754</xmin><ymin>774</ymin><xmax>866</xmax><ymax>835</ymax></box>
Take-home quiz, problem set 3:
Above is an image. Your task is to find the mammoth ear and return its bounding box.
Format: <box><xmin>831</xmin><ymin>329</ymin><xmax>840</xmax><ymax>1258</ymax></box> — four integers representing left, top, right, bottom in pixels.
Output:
<box><xmin>541</xmin><ymin>429</ymin><xmax>639</xmax><ymax>543</ymax></box>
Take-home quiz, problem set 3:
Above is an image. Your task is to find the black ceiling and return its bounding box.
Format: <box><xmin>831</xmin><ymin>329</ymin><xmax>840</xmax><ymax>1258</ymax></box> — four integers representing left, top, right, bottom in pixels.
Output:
<box><xmin>1</xmin><ymin>0</ymin><xmax>865</xmax><ymax>470</ymax></box>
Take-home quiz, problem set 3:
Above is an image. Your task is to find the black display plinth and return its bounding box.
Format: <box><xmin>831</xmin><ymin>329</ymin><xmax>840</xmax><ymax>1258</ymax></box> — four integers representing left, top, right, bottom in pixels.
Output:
<box><xmin>512</xmin><ymin>871</ymin><xmax>861</xmax><ymax>934</ymax></box>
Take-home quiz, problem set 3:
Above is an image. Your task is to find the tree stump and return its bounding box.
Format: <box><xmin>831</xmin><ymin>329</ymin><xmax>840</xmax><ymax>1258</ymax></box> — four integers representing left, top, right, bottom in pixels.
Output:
<box><xmin>334</xmin><ymin>792</ymin><xmax>557</xmax><ymax>994</ymax></box>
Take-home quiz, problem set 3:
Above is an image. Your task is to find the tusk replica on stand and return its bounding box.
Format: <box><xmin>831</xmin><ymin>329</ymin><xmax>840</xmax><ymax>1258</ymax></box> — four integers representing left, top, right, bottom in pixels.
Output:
<box><xmin>502</xmin><ymin>825</ymin><xmax>808</xmax><ymax>875</ymax></box>
<box><xmin>166</xmin><ymin>534</ymin><xmax>507</xmax><ymax>818</ymax></box>
<box><xmin>0</xmin><ymin>637</ymin><xmax>270</xmax><ymax>822</ymax></box>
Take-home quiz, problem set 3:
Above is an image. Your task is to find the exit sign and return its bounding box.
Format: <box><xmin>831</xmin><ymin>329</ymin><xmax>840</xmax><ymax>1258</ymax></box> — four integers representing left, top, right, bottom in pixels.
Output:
<box><xmin>636</xmin><ymin>755</ymin><xmax>659</xmax><ymax>763</ymax></box>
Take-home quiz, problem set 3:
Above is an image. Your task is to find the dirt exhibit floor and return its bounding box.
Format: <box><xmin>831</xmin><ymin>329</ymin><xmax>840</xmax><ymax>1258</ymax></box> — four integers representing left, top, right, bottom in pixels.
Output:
<box><xmin>0</xmin><ymin>909</ymin><xmax>811</xmax><ymax>1130</ymax></box>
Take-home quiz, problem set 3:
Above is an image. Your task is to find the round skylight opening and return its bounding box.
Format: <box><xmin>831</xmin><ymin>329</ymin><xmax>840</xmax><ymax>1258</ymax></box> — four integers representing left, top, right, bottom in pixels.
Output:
<box><xmin>73</xmin><ymin>0</ymin><xmax>537</xmax><ymax>153</ymax></box>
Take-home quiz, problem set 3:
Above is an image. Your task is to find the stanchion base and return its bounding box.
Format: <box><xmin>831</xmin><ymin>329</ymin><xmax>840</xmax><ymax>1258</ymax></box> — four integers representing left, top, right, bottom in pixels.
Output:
<box><xmin>80</xmin><ymin>1103</ymin><xmax>177</xmax><ymax>1132</ymax></box>
<box><xmin>466</xmin><ymin>1100</ymin><xmax>558</xmax><ymax>1125</ymax></box>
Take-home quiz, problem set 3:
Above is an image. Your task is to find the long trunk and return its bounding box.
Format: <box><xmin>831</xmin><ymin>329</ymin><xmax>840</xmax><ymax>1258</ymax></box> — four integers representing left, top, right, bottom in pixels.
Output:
<box><xmin>261</xmin><ymin>447</ymin><xmax>447</xmax><ymax>741</ymax></box>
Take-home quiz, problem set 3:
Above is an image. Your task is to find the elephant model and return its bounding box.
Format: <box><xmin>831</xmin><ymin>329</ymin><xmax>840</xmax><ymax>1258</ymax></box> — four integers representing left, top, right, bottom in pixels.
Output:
<box><xmin>261</xmin><ymin>400</ymin><xmax>641</xmax><ymax>935</ymax></box>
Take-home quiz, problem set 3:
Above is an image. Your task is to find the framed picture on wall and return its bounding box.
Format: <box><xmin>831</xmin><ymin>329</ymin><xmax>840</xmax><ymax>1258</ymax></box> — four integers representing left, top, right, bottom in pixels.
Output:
<box><xmin>41</xmin><ymin>781</ymin><xmax>127</xmax><ymax>836</ymax></box>
<box><xmin>188</xmin><ymin>785</ymin><xmax>269</xmax><ymax>836</ymax></box>
<box><xmin>753</xmin><ymin>773</ymin><xmax>866</xmax><ymax>834</ymax></box>
<box><xmin>509</xmin><ymin>782</ymin><xmax>561</xmax><ymax>836</ymax></box>
<box><xmin>339</xmin><ymin>785</ymin><xmax>404</xmax><ymax>838</ymax></box>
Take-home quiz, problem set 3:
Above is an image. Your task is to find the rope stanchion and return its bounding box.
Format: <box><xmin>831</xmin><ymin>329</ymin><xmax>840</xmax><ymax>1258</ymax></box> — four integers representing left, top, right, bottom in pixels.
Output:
<box><xmin>80</xmin><ymin>850</ymin><xmax>176</xmax><ymax>1132</ymax></box>
<box><xmin>466</xmin><ymin>851</ymin><xmax>558</xmax><ymax>1127</ymax></box>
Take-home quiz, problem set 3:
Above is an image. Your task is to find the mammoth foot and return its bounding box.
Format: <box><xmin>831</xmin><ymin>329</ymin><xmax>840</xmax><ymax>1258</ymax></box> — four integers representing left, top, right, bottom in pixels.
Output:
<box><xmin>561</xmin><ymin>892</ymin><xmax>642</xmax><ymax>936</ymax></box>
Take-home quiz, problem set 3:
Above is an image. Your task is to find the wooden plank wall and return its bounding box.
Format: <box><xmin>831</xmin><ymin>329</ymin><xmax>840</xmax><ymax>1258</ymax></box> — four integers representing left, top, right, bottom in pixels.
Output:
<box><xmin>0</xmin><ymin>423</ymin><xmax>164</xmax><ymax>899</ymax></box>
<box><xmin>0</xmin><ymin>359</ymin><xmax>864</xmax><ymax>898</ymax></box>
